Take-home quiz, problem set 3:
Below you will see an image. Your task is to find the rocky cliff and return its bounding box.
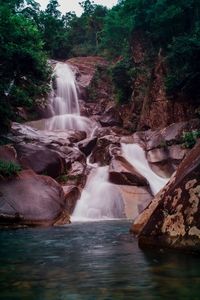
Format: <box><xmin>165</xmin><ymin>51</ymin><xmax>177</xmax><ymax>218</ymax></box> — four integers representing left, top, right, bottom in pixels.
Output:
<box><xmin>130</xmin><ymin>31</ymin><xmax>199</xmax><ymax>131</ymax></box>
<box><xmin>132</xmin><ymin>141</ymin><xmax>200</xmax><ymax>252</ymax></box>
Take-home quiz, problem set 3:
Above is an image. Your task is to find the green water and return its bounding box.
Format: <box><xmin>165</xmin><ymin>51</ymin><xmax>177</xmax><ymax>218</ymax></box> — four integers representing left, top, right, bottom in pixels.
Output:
<box><xmin>0</xmin><ymin>220</ymin><xmax>200</xmax><ymax>300</ymax></box>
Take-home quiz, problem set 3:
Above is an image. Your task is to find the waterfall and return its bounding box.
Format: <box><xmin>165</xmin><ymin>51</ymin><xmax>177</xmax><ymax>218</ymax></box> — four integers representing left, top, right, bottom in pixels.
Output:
<box><xmin>43</xmin><ymin>62</ymin><xmax>93</xmax><ymax>133</ymax></box>
<box><xmin>121</xmin><ymin>143</ymin><xmax>169</xmax><ymax>195</ymax></box>
<box><xmin>49</xmin><ymin>63</ymin><xmax>80</xmax><ymax>115</ymax></box>
<box><xmin>71</xmin><ymin>166</ymin><xmax>124</xmax><ymax>221</ymax></box>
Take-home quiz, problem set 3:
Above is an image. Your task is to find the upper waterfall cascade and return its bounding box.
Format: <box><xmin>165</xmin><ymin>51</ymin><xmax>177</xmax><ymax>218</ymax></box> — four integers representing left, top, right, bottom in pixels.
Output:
<box><xmin>41</xmin><ymin>62</ymin><xmax>93</xmax><ymax>133</ymax></box>
<box><xmin>49</xmin><ymin>63</ymin><xmax>80</xmax><ymax>116</ymax></box>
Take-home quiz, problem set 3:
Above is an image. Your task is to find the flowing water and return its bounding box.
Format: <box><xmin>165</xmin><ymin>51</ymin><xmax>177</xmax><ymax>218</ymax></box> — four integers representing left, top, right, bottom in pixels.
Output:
<box><xmin>49</xmin><ymin>63</ymin><xmax>80</xmax><ymax>116</ymax></box>
<box><xmin>72</xmin><ymin>166</ymin><xmax>124</xmax><ymax>221</ymax></box>
<box><xmin>1</xmin><ymin>221</ymin><xmax>200</xmax><ymax>300</ymax></box>
<box><xmin>30</xmin><ymin>62</ymin><xmax>94</xmax><ymax>133</ymax></box>
<box><xmin>122</xmin><ymin>143</ymin><xmax>169</xmax><ymax>195</ymax></box>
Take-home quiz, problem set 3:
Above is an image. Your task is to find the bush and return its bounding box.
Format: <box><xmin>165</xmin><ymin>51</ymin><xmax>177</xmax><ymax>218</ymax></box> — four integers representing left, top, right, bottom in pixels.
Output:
<box><xmin>110</xmin><ymin>58</ymin><xmax>133</xmax><ymax>104</ymax></box>
<box><xmin>182</xmin><ymin>130</ymin><xmax>200</xmax><ymax>148</ymax></box>
<box><xmin>0</xmin><ymin>160</ymin><xmax>21</xmax><ymax>178</ymax></box>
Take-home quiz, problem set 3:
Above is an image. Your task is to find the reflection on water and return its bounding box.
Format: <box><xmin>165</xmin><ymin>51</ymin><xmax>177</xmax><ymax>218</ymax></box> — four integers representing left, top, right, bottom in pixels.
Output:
<box><xmin>0</xmin><ymin>221</ymin><xmax>200</xmax><ymax>300</ymax></box>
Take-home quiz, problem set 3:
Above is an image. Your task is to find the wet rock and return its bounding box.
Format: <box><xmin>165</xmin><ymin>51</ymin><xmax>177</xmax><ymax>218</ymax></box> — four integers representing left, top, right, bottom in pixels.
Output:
<box><xmin>78</xmin><ymin>136</ymin><xmax>97</xmax><ymax>156</ymax></box>
<box><xmin>14</xmin><ymin>143</ymin><xmax>65</xmax><ymax>178</ymax></box>
<box><xmin>133</xmin><ymin>141</ymin><xmax>200</xmax><ymax>252</ymax></box>
<box><xmin>147</xmin><ymin>147</ymin><xmax>175</xmax><ymax>178</ymax></box>
<box><xmin>63</xmin><ymin>185</ymin><xmax>81</xmax><ymax>214</ymax></box>
<box><xmin>10</xmin><ymin>122</ymin><xmax>86</xmax><ymax>147</ymax></box>
<box><xmin>0</xmin><ymin>170</ymin><xmax>69</xmax><ymax>227</ymax></box>
<box><xmin>109</xmin><ymin>156</ymin><xmax>148</xmax><ymax>186</ymax></box>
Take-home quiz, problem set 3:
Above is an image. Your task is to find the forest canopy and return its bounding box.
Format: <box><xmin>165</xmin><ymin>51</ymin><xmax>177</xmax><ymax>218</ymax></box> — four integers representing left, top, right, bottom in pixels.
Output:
<box><xmin>0</xmin><ymin>0</ymin><xmax>199</xmax><ymax>132</ymax></box>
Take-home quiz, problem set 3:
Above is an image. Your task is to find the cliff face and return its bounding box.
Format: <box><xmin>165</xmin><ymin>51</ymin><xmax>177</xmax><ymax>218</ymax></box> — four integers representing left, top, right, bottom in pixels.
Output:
<box><xmin>130</xmin><ymin>32</ymin><xmax>198</xmax><ymax>131</ymax></box>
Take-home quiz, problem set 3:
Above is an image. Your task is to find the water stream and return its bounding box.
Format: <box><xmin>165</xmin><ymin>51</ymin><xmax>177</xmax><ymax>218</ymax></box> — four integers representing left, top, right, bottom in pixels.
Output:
<box><xmin>122</xmin><ymin>143</ymin><xmax>169</xmax><ymax>195</ymax></box>
<box><xmin>71</xmin><ymin>166</ymin><xmax>124</xmax><ymax>221</ymax></box>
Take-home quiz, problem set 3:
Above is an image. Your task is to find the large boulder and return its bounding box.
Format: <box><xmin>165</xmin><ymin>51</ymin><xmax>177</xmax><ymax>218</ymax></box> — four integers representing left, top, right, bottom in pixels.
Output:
<box><xmin>132</xmin><ymin>141</ymin><xmax>200</xmax><ymax>252</ymax></box>
<box><xmin>0</xmin><ymin>170</ymin><xmax>70</xmax><ymax>227</ymax></box>
<box><xmin>14</xmin><ymin>143</ymin><xmax>65</xmax><ymax>178</ymax></box>
<box><xmin>109</xmin><ymin>156</ymin><xmax>148</xmax><ymax>186</ymax></box>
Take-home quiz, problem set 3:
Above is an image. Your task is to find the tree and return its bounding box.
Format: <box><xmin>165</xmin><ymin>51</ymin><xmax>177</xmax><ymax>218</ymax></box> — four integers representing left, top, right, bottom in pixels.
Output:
<box><xmin>0</xmin><ymin>0</ymin><xmax>51</xmax><ymax>133</ymax></box>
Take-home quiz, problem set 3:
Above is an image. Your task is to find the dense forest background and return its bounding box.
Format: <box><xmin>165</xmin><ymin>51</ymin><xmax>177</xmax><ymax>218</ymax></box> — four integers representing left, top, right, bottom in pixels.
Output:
<box><xmin>0</xmin><ymin>0</ymin><xmax>199</xmax><ymax>132</ymax></box>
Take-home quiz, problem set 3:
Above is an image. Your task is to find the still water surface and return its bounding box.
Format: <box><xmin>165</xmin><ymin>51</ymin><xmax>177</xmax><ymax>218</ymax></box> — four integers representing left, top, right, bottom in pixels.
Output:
<box><xmin>0</xmin><ymin>220</ymin><xmax>200</xmax><ymax>300</ymax></box>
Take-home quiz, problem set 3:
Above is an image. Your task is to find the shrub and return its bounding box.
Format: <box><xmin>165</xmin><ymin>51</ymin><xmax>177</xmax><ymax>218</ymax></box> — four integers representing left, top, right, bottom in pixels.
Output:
<box><xmin>182</xmin><ymin>130</ymin><xmax>200</xmax><ymax>148</ymax></box>
<box><xmin>0</xmin><ymin>160</ymin><xmax>21</xmax><ymax>178</ymax></box>
<box><xmin>110</xmin><ymin>58</ymin><xmax>133</xmax><ymax>104</ymax></box>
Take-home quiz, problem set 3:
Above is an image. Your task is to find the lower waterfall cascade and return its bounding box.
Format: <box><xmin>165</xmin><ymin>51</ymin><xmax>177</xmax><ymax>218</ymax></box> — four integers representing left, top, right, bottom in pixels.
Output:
<box><xmin>71</xmin><ymin>166</ymin><xmax>125</xmax><ymax>221</ymax></box>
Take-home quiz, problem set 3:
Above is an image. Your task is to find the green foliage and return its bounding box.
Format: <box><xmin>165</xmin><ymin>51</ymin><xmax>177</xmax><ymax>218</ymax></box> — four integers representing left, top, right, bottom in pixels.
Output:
<box><xmin>100</xmin><ymin>0</ymin><xmax>200</xmax><ymax>104</ymax></box>
<box><xmin>0</xmin><ymin>0</ymin><xmax>51</xmax><ymax>133</ymax></box>
<box><xmin>56</xmin><ymin>174</ymin><xmax>68</xmax><ymax>184</ymax></box>
<box><xmin>0</xmin><ymin>160</ymin><xmax>21</xmax><ymax>178</ymax></box>
<box><xmin>182</xmin><ymin>130</ymin><xmax>200</xmax><ymax>148</ymax></box>
<box><xmin>110</xmin><ymin>58</ymin><xmax>133</xmax><ymax>104</ymax></box>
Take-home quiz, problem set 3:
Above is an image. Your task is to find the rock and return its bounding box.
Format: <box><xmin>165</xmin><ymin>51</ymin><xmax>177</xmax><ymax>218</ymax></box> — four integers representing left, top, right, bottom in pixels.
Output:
<box><xmin>10</xmin><ymin>122</ymin><xmax>86</xmax><ymax>147</ymax></box>
<box><xmin>89</xmin><ymin>135</ymin><xmax>120</xmax><ymax>165</ymax></box>
<box><xmin>57</xmin><ymin>146</ymin><xmax>86</xmax><ymax>169</ymax></box>
<box><xmin>14</xmin><ymin>143</ymin><xmax>65</xmax><ymax>178</ymax></box>
<box><xmin>145</xmin><ymin>119</ymin><xmax>200</xmax><ymax>151</ymax></box>
<box><xmin>63</xmin><ymin>185</ymin><xmax>81</xmax><ymax>214</ymax></box>
<box><xmin>133</xmin><ymin>141</ymin><xmax>200</xmax><ymax>252</ymax></box>
<box><xmin>109</xmin><ymin>156</ymin><xmax>149</xmax><ymax>186</ymax></box>
<box><xmin>99</xmin><ymin>107</ymin><xmax>123</xmax><ymax>127</ymax></box>
<box><xmin>117</xmin><ymin>185</ymin><xmax>152</xmax><ymax>219</ymax></box>
<box><xmin>66</xmin><ymin>161</ymin><xmax>87</xmax><ymax>188</ymax></box>
<box><xmin>147</xmin><ymin>147</ymin><xmax>175</xmax><ymax>178</ymax></box>
<box><xmin>78</xmin><ymin>136</ymin><xmax>97</xmax><ymax>156</ymax></box>
<box><xmin>0</xmin><ymin>170</ymin><xmax>69</xmax><ymax>227</ymax></box>
<box><xmin>0</xmin><ymin>145</ymin><xmax>18</xmax><ymax>163</ymax></box>
<box><xmin>168</xmin><ymin>145</ymin><xmax>189</xmax><ymax>161</ymax></box>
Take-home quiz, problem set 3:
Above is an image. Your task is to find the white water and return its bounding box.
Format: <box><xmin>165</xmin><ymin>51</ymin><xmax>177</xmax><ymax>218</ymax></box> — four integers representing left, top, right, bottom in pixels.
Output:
<box><xmin>122</xmin><ymin>143</ymin><xmax>169</xmax><ymax>195</ymax></box>
<box><xmin>45</xmin><ymin>62</ymin><xmax>93</xmax><ymax>132</ymax></box>
<box><xmin>50</xmin><ymin>63</ymin><xmax>80</xmax><ymax>115</ymax></box>
<box><xmin>71</xmin><ymin>166</ymin><xmax>124</xmax><ymax>221</ymax></box>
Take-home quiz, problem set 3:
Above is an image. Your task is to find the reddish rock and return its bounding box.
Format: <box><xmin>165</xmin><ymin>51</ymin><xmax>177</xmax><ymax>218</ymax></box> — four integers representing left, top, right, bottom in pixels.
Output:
<box><xmin>117</xmin><ymin>185</ymin><xmax>152</xmax><ymax>219</ymax></box>
<box><xmin>63</xmin><ymin>185</ymin><xmax>81</xmax><ymax>214</ymax></box>
<box><xmin>89</xmin><ymin>135</ymin><xmax>120</xmax><ymax>165</ymax></box>
<box><xmin>67</xmin><ymin>161</ymin><xmax>87</xmax><ymax>188</ymax></box>
<box><xmin>133</xmin><ymin>141</ymin><xmax>200</xmax><ymax>252</ymax></box>
<box><xmin>0</xmin><ymin>170</ymin><xmax>69</xmax><ymax>226</ymax></box>
<box><xmin>99</xmin><ymin>107</ymin><xmax>123</xmax><ymax>127</ymax></box>
<box><xmin>109</xmin><ymin>156</ymin><xmax>148</xmax><ymax>186</ymax></box>
<box><xmin>14</xmin><ymin>143</ymin><xmax>65</xmax><ymax>178</ymax></box>
<box><xmin>0</xmin><ymin>145</ymin><xmax>18</xmax><ymax>163</ymax></box>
